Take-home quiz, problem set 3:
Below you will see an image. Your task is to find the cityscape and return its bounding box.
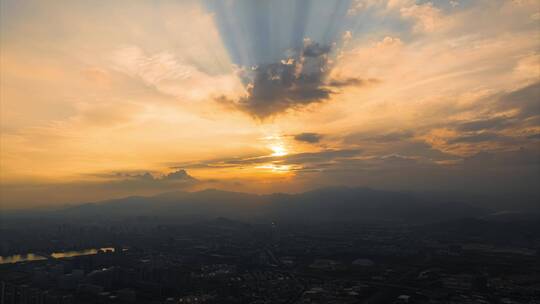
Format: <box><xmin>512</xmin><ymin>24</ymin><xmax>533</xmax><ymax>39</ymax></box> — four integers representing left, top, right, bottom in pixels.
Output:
<box><xmin>1</xmin><ymin>0</ymin><xmax>539</xmax><ymax>303</ymax></box>
<box><xmin>1</xmin><ymin>188</ymin><xmax>539</xmax><ymax>303</ymax></box>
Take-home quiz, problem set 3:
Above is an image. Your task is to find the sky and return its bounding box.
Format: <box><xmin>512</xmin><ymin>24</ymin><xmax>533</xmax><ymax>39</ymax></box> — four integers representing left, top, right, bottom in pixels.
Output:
<box><xmin>0</xmin><ymin>0</ymin><xmax>539</xmax><ymax>209</ymax></box>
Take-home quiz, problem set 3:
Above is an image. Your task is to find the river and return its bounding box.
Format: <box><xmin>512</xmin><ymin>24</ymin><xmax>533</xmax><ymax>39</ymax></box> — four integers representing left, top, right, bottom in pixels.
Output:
<box><xmin>0</xmin><ymin>247</ymin><xmax>115</xmax><ymax>264</ymax></box>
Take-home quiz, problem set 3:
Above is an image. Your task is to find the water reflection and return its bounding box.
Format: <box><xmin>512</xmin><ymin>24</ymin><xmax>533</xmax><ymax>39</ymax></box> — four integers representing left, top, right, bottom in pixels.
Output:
<box><xmin>0</xmin><ymin>247</ymin><xmax>115</xmax><ymax>264</ymax></box>
<box><xmin>0</xmin><ymin>253</ymin><xmax>47</xmax><ymax>264</ymax></box>
<box><xmin>50</xmin><ymin>247</ymin><xmax>114</xmax><ymax>259</ymax></box>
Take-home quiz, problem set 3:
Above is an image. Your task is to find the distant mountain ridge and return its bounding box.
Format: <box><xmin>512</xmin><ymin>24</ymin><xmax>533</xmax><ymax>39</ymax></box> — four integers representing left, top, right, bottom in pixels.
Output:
<box><xmin>56</xmin><ymin>187</ymin><xmax>490</xmax><ymax>223</ymax></box>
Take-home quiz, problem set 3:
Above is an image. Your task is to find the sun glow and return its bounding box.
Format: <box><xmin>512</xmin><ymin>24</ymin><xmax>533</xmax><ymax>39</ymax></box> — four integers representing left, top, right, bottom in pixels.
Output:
<box><xmin>256</xmin><ymin>163</ymin><xmax>292</xmax><ymax>173</ymax></box>
<box><xmin>270</xmin><ymin>144</ymin><xmax>288</xmax><ymax>157</ymax></box>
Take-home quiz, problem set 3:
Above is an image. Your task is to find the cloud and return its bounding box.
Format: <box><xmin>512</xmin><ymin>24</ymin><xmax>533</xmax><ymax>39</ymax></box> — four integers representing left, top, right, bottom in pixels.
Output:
<box><xmin>294</xmin><ymin>132</ymin><xmax>323</xmax><ymax>143</ymax></box>
<box><xmin>344</xmin><ymin>131</ymin><xmax>459</xmax><ymax>162</ymax></box>
<box><xmin>219</xmin><ymin>41</ymin><xmax>375</xmax><ymax>118</ymax></box>
<box><xmin>283</xmin><ymin>149</ymin><xmax>362</xmax><ymax>165</ymax></box>
<box><xmin>347</xmin><ymin>0</ymin><xmax>447</xmax><ymax>33</ymax></box>
<box><xmin>447</xmin><ymin>132</ymin><xmax>510</xmax><ymax>144</ymax></box>
<box><xmin>394</xmin><ymin>141</ymin><xmax>459</xmax><ymax>162</ymax></box>
<box><xmin>527</xmin><ymin>133</ymin><xmax>540</xmax><ymax>140</ymax></box>
<box><xmin>97</xmin><ymin>169</ymin><xmax>198</xmax><ymax>184</ymax></box>
<box><xmin>0</xmin><ymin>169</ymin><xmax>200</xmax><ymax>209</ymax></box>
<box><xmin>345</xmin><ymin>130</ymin><xmax>414</xmax><ymax>143</ymax></box>
<box><xmin>111</xmin><ymin>46</ymin><xmax>242</xmax><ymax>101</ymax></box>
<box><xmin>455</xmin><ymin>117</ymin><xmax>512</xmax><ymax>132</ymax></box>
<box><xmin>327</xmin><ymin>78</ymin><xmax>380</xmax><ymax>87</ymax></box>
<box><xmin>162</xmin><ymin>169</ymin><xmax>198</xmax><ymax>182</ymax></box>
<box><xmin>115</xmin><ymin>169</ymin><xmax>197</xmax><ymax>183</ymax></box>
<box><xmin>109</xmin><ymin>171</ymin><xmax>155</xmax><ymax>181</ymax></box>
<box><xmin>171</xmin><ymin>149</ymin><xmax>363</xmax><ymax>170</ymax></box>
<box><xmin>436</xmin><ymin>82</ymin><xmax>540</xmax><ymax>151</ymax></box>
<box><xmin>399</xmin><ymin>2</ymin><xmax>444</xmax><ymax>33</ymax></box>
<box><xmin>206</xmin><ymin>1</ymin><xmax>380</xmax><ymax>118</ymax></box>
<box><xmin>303</xmin><ymin>42</ymin><xmax>332</xmax><ymax>57</ymax></box>
<box><xmin>496</xmin><ymin>81</ymin><xmax>540</xmax><ymax>119</ymax></box>
<box><xmin>463</xmin><ymin>148</ymin><xmax>539</xmax><ymax>168</ymax></box>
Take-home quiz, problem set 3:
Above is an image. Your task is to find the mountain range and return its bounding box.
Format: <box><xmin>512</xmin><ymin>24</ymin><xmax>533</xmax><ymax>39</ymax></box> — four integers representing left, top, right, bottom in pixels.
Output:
<box><xmin>48</xmin><ymin>187</ymin><xmax>493</xmax><ymax>224</ymax></box>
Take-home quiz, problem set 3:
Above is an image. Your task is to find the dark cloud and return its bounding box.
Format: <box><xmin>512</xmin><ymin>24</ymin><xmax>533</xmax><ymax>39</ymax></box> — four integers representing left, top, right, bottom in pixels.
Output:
<box><xmin>110</xmin><ymin>171</ymin><xmax>155</xmax><ymax>181</ymax></box>
<box><xmin>394</xmin><ymin>141</ymin><xmax>459</xmax><ymax>161</ymax></box>
<box><xmin>345</xmin><ymin>130</ymin><xmax>414</xmax><ymax>143</ymax></box>
<box><xmin>527</xmin><ymin>133</ymin><xmax>540</xmax><ymax>140</ymax></box>
<box><xmin>456</xmin><ymin>82</ymin><xmax>540</xmax><ymax>125</ymax></box>
<box><xmin>162</xmin><ymin>169</ymin><xmax>197</xmax><ymax>182</ymax></box>
<box><xmin>206</xmin><ymin>0</ymin><xmax>364</xmax><ymax>118</ymax></box>
<box><xmin>393</xmin><ymin>83</ymin><xmax>540</xmax><ymax>152</ymax></box>
<box><xmin>327</xmin><ymin>78</ymin><xmax>380</xmax><ymax>88</ymax></box>
<box><xmin>463</xmin><ymin>148</ymin><xmax>540</xmax><ymax>168</ymax></box>
<box><xmin>96</xmin><ymin>169</ymin><xmax>197</xmax><ymax>184</ymax></box>
<box><xmin>219</xmin><ymin>41</ymin><xmax>377</xmax><ymax>118</ymax></box>
<box><xmin>282</xmin><ymin>149</ymin><xmax>361</xmax><ymax>164</ymax></box>
<box><xmin>416</xmin><ymin>83</ymin><xmax>540</xmax><ymax>144</ymax></box>
<box><xmin>447</xmin><ymin>132</ymin><xmax>509</xmax><ymax>144</ymax></box>
<box><xmin>496</xmin><ymin>81</ymin><xmax>540</xmax><ymax>119</ymax></box>
<box><xmin>302</xmin><ymin>42</ymin><xmax>331</xmax><ymax>57</ymax></box>
<box><xmin>294</xmin><ymin>132</ymin><xmax>323</xmax><ymax>143</ymax></box>
<box><xmin>456</xmin><ymin>116</ymin><xmax>512</xmax><ymax>132</ymax></box>
<box><xmin>378</xmin><ymin>154</ymin><xmax>418</xmax><ymax>165</ymax></box>
<box><xmin>345</xmin><ymin>131</ymin><xmax>459</xmax><ymax>163</ymax></box>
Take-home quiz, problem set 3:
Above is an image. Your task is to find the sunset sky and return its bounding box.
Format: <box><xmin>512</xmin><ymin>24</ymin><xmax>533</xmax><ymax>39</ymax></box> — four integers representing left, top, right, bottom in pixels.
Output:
<box><xmin>1</xmin><ymin>0</ymin><xmax>539</xmax><ymax>209</ymax></box>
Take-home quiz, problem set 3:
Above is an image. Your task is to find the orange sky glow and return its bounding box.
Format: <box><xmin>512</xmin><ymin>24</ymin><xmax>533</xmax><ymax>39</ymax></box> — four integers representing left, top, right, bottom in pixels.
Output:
<box><xmin>1</xmin><ymin>0</ymin><xmax>539</xmax><ymax>209</ymax></box>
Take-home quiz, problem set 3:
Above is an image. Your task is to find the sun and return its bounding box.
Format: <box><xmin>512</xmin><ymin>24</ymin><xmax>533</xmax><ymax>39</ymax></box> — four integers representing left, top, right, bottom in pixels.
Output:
<box><xmin>270</xmin><ymin>143</ymin><xmax>288</xmax><ymax>157</ymax></box>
